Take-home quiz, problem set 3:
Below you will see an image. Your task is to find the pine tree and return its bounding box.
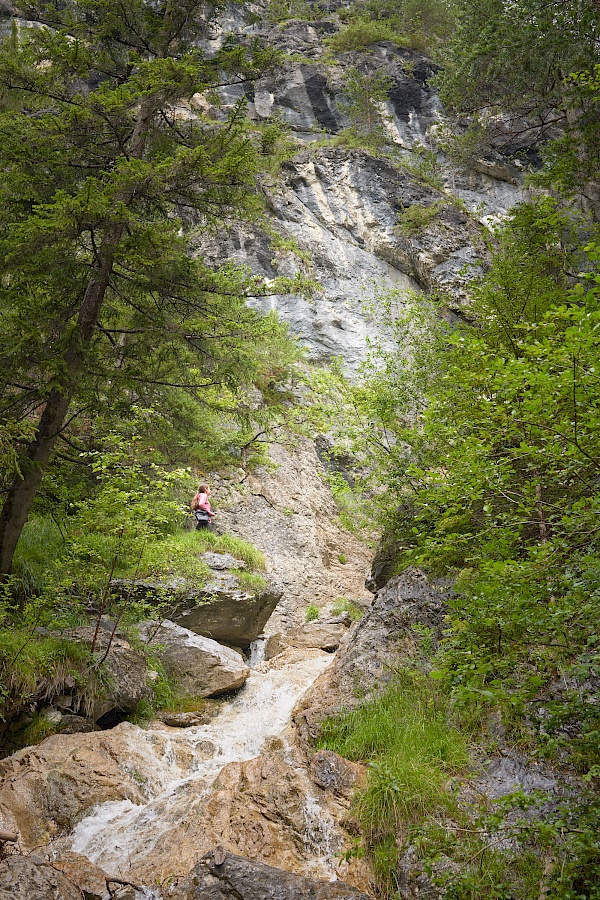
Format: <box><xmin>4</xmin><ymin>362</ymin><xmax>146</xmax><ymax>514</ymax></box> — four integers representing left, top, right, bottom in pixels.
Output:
<box><xmin>0</xmin><ymin>0</ymin><xmax>283</xmax><ymax>574</ymax></box>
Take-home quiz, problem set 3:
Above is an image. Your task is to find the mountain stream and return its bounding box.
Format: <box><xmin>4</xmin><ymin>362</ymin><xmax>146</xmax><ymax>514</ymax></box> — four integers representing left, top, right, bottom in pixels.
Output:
<box><xmin>67</xmin><ymin>648</ymin><xmax>336</xmax><ymax>884</ymax></box>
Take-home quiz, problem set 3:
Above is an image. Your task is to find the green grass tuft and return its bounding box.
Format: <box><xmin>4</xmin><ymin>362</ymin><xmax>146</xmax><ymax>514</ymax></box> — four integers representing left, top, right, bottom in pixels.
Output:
<box><xmin>305</xmin><ymin>603</ymin><xmax>320</xmax><ymax>622</ymax></box>
<box><xmin>191</xmin><ymin>530</ymin><xmax>267</xmax><ymax>571</ymax></box>
<box><xmin>12</xmin><ymin>516</ymin><xmax>66</xmax><ymax>597</ymax></box>
<box><xmin>331</xmin><ymin>596</ymin><xmax>364</xmax><ymax>621</ymax></box>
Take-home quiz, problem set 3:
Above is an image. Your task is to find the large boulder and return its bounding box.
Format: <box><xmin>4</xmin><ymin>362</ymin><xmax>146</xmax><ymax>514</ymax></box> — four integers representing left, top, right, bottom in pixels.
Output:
<box><xmin>65</xmin><ymin>626</ymin><xmax>149</xmax><ymax>724</ymax></box>
<box><xmin>173</xmin><ymin>570</ymin><xmax>284</xmax><ymax>648</ymax></box>
<box><xmin>293</xmin><ymin>569</ymin><xmax>452</xmax><ymax>749</ymax></box>
<box><xmin>138</xmin><ymin>621</ymin><xmax>250</xmax><ymax>698</ymax></box>
<box><xmin>265</xmin><ymin>619</ymin><xmax>350</xmax><ymax>660</ymax></box>
<box><xmin>113</xmin><ymin>568</ymin><xmax>283</xmax><ymax>649</ymax></box>
<box><xmin>168</xmin><ymin>849</ymin><xmax>372</xmax><ymax>900</ymax></box>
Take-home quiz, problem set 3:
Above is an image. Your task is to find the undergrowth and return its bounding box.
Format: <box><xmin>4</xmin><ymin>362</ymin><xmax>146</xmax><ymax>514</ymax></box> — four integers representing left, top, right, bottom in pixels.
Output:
<box><xmin>325</xmin><ymin>20</ymin><xmax>423</xmax><ymax>54</ymax></box>
<box><xmin>0</xmin><ymin>628</ymin><xmax>94</xmax><ymax>753</ymax></box>
<box><xmin>317</xmin><ymin>668</ymin><xmax>470</xmax><ymax>895</ymax></box>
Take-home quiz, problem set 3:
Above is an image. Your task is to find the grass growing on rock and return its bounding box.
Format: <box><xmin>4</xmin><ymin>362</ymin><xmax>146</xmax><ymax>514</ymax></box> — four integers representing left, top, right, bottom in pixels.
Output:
<box><xmin>192</xmin><ymin>530</ymin><xmax>267</xmax><ymax>571</ymax></box>
<box><xmin>114</xmin><ymin>529</ymin><xmax>267</xmax><ymax>583</ymax></box>
<box><xmin>330</xmin><ymin>596</ymin><xmax>364</xmax><ymax>621</ymax></box>
<box><xmin>0</xmin><ymin>629</ymin><xmax>94</xmax><ymax>752</ymax></box>
<box><xmin>317</xmin><ymin>668</ymin><xmax>470</xmax><ymax>894</ymax></box>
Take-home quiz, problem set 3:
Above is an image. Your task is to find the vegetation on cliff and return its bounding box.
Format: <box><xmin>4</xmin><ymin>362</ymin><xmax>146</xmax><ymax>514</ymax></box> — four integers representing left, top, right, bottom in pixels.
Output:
<box><xmin>307</xmin><ymin>2</ymin><xmax>600</xmax><ymax>895</ymax></box>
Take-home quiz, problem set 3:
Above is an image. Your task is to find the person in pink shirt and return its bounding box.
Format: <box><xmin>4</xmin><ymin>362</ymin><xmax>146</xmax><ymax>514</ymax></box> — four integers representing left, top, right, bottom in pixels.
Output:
<box><xmin>191</xmin><ymin>482</ymin><xmax>215</xmax><ymax>530</ymax></box>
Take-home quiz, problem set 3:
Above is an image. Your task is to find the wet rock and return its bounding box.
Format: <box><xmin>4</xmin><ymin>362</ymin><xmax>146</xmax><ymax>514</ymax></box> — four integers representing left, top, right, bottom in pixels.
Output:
<box><xmin>156</xmin><ymin>711</ymin><xmax>211</xmax><ymax>728</ymax></box>
<box><xmin>137</xmin><ymin>620</ymin><xmax>250</xmax><ymax>698</ymax></box>
<box><xmin>0</xmin><ymin>723</ymin><xmax>193</xmax><ymax>848</ymax></box>
<box><xmin>168</xmin><ymin>849</ymin><xmax>372</xmax><ymax>899</ymax></box>
<box><xmin>294</xmin><ymin>569</ymin><xmax>452</xmax><ymax>748</ymax></box>
<box><xmin>309</xmin><ymin>751</ymin><xmax>365</xmax><ymax>801</ymax></box>
<box><xmin>264</xmin><ymin>632</ymin><xmax>287</xmax><ymax>661</ymax></box>
<box><xmin>0</xmin><ymin>855</ymin><xmax>81</xmax><ymax>900</ymax></box>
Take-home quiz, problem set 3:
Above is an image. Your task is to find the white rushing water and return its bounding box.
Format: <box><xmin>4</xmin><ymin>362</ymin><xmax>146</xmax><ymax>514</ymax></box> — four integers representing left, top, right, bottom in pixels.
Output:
<box><xmin>69</xmin><ymin>650</ymin><xmax>333</xmax><ymax>877</ymax></box>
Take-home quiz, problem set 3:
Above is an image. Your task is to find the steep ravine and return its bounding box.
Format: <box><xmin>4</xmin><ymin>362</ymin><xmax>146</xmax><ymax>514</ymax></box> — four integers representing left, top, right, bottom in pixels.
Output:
<box><xmin>0</xmin><ymin>7</ymin><xmax>539</xmax><ymax>898</ymax></box>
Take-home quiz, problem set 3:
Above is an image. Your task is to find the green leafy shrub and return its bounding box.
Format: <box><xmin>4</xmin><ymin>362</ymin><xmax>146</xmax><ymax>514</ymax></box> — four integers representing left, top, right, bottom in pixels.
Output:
<box><xmin>266</xmin><ymin>0</ymin><xmax>316</xmax><ymax>23</ymax></box>
<box><xmin>396</xmin><ymin>200</ymin><xmax>445</xmax><ymax>235</ymax></box>
<box><xmin>326</xmin><ymin>20</ymin><xmax>411</xmax><ymax>53</ymax></box>
<box><xmin>305</xmin><ymin>603</ymin><xmax>320</xmax><ymax>622</ymax></box>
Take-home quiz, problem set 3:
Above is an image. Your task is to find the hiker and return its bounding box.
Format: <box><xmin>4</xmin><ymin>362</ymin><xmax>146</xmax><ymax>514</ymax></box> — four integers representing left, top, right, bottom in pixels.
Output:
<box><xmin>191</xmin><ymin>483</ymin><xmax>215</xmax><ymax>530</ymax></box>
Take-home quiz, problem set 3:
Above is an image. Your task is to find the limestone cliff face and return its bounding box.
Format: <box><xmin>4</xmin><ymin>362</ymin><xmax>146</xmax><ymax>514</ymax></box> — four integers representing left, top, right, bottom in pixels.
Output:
<box><xmin>192</xmin><ymin>17</ymin><xmax>528</xmax><ymax>370</ymax></box>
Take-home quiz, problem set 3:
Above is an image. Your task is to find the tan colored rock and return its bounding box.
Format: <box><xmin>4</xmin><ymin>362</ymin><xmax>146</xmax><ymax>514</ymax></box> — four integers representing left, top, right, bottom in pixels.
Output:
<box><xmin>138</xmin><ymin>620</ymin><xmax>250</xmax><ymax>698</ymax></box>
<box><xmin>216</xmin><ymin>439</ymin><xmax>373</xmax><ymax>634</ymax></box>
<box><xmin>0</xmin><ymin>723</ymin><xmax>196</xmax><ymax>849</ymax></box>
<box><xmin>287</xmin><ymin>622</ymin><xmax>348</xmax><ymax>652</ymax></box>
<box><xmin>51</xmin><ymin>851</ymin><xmax>112</xmax><ymax>900</ymax></box>
<box><xmin>265</xmin><ymin>622</ymin><xmax>348</xmax><ymax>660</ymax></box>
<box><xmin>156</xmin><ymin>711</ymin><xmax>210</xmax><ymax>727</ymax></box>
<box><xmin>264</xmin><ymin>632</ymin><xmax>287</xmax><ymax>660</ymax></box>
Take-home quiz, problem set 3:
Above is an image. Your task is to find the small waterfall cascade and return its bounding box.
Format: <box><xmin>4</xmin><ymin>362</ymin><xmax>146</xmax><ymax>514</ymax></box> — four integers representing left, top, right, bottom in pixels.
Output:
<box><xmin>69</xmin><ymin>650</ymin><xmax>333</xmax><ymax>879</ymax></box>
<box><xmin>247</xmin><ymin>637</ymin><xmax>266</xmax><ymax>668</ymax></box>
<box><xmin>302</xmin><ymin>793</ymin><xmax>343</xmax><ymax>879</ymax></box>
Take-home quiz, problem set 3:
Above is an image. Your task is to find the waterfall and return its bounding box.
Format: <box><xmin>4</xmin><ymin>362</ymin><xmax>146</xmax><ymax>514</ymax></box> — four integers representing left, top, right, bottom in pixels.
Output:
<box><xmin>69</xmin><ymin>650</ymin><xmax>333</xmax><ymax>878</ymax></box>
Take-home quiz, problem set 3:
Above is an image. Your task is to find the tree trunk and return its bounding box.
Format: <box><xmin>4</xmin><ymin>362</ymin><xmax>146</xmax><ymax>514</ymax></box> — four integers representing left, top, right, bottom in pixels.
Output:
<box><xmin>0</xmin><ymin>235</ymin><xmax>121</xmax><ymax>575</ymax></box>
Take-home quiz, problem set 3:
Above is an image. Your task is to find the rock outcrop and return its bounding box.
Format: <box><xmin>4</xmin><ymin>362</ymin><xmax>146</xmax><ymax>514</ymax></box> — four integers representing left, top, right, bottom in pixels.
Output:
<box><xmin>172</xmin><ymin>571</ymin><xmax>283</xmax><ymax>648</ymax></box>
<box><xmin>65</xmin><ymin>626</ymin><xmax>149</xmax><ymax>725</ymax></box>
<box><xmin>114</xmin><ymin>566</ymin><xmax>283</xmax><ymax>649</ymax></box>
<box><xmin>138</xmin><ymin>621</ymin><xmax>250</xmax><ymax>698</ymax></box>
<box><xmin>265</xmin><ymin>618</ymin><xmax>350</xmax><ymax>658</ymax></box>
<box><xmin>215</xmin><ymin>439</ymin><xmax>373</xmax><ymax>633</ymax></box>
<box><xmin>167</xmin><ymin>849</ymin><xmax>371</xmax><ymax>900</ymax></box>
<box><xmin>294</xmin><ymin>569</ymin><xmax>452</xmax><ymax>748</ymax></box>
<box><xmin>0</xmin><ymin>724</ymin><xmax>188</xmax><ymax>848</ymax></box>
